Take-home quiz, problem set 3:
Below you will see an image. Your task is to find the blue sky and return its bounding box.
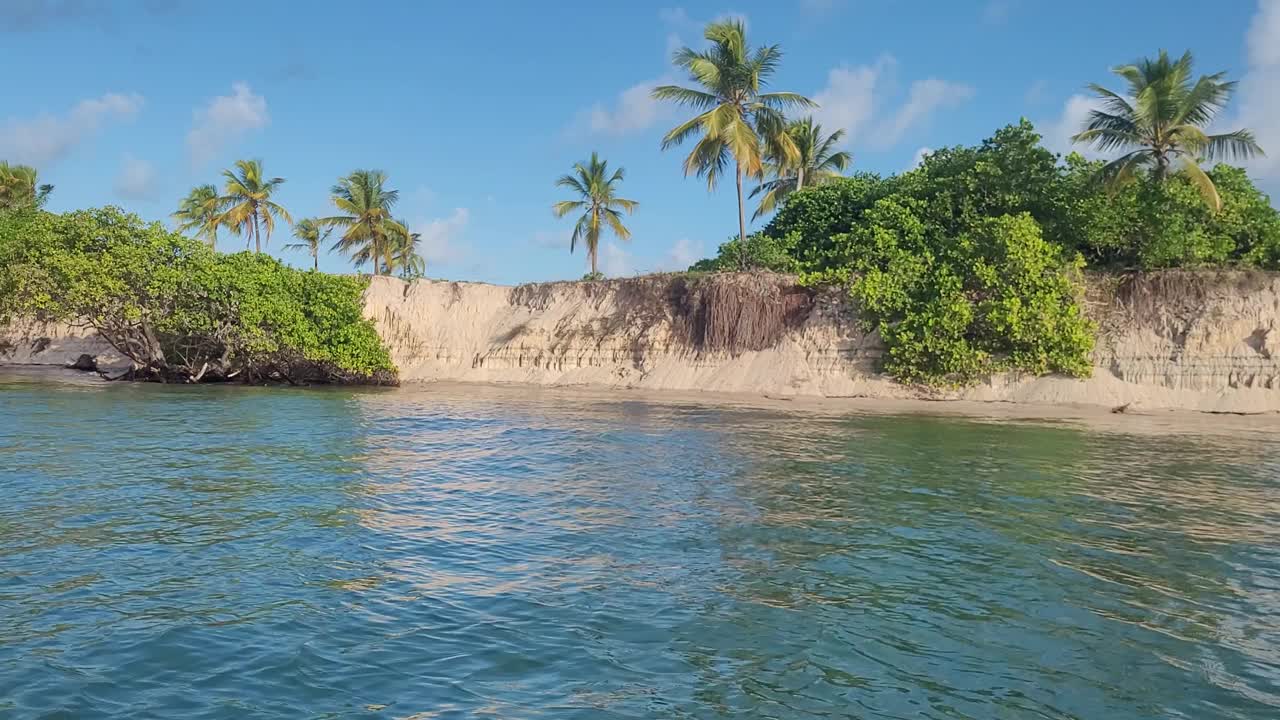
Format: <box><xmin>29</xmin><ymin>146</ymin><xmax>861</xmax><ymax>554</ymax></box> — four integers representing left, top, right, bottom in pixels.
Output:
<box><xmin>3</xmin><ymin>0</ymin><xmax>1278</xmax><ymax>284</ymax></box>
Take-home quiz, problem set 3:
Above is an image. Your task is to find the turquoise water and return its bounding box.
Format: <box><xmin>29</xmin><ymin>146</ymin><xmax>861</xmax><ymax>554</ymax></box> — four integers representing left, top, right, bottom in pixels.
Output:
<box><xmin>2</xmin><ymin>370</ymin><xmax>1279</xmax><ymax>719</ymax></box>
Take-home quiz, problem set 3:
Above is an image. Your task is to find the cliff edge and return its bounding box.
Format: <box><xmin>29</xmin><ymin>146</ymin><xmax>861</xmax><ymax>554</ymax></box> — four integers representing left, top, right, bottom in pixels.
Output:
<box><xmin>6</xmin><ymin>271</ymin><xmax>1280</xmax><ymax>413</ymax></box>
<box><xmin>361</xmin><ymin>271</ymin><xmax>1280</xmax><ymax>414</ymax></box>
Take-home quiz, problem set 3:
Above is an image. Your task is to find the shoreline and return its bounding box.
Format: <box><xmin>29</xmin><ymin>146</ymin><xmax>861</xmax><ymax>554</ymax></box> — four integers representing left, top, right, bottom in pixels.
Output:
<box><xmin>8</xmin><ymin>363</ymin><xmax>1279</xmax><ymax>437</ymax></box>
<box><xmin>7</xmin><ymin>269</ymin><xmax>1280</xmax><ymax>417</ymax></box>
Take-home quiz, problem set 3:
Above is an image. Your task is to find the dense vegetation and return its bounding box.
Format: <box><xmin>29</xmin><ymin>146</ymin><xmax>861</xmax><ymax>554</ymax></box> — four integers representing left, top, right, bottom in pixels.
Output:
<box><xmin>0</xmin><ymin>207</ymin><xmax>396</xmax><ymax>385</ymax></box>
<box><xmin>691</xmin><ymin>121</ymin><xmax>1279</xmax><ymax>384</ymax></box>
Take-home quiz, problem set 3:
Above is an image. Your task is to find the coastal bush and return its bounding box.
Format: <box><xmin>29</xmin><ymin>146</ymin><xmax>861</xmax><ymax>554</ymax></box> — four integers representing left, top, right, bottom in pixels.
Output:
<box><xmin>1058</xmin><ymin>160</ymin><xmax>1280</xmax><ymax>269</ymax></box>
<box><xmin>756</xmin><ymin>121</ymin><xmax>1280</xmax><ymax>274</ymax></box>
<box><xmin>676</xmin><ymin>119</ymin><xmax>1278</xmax><ymax>385</ymax></box>
<box><xmin>823</xmin><ymin>199</ymin><xmax>1094</xmax><ymax>384</ymax></box>
<box><xmin>0</xmin><ymin>207</ymin><xmax>396</xmax><ymax>384</ymax></box>
<box><xmin>688</xmin><ymin>233</ymin><xmax>799</xmax><ymax>273</ymax></box>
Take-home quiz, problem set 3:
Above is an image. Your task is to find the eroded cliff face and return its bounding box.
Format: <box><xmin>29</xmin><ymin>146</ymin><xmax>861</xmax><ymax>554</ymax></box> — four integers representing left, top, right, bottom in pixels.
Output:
<box><xmin>6</xmin><ymin>271</ymin><xmax>1280</xmax><ymax>413</ymax></box>
<box><xmin>361</xmin><ymin>271</ymin><xmax>1280</xmax><ymax>413</ymax></box>
<box><xmin>0</xmin><ymin>318</ymin><xmax>122</xmax><ymax>369</ymax></box>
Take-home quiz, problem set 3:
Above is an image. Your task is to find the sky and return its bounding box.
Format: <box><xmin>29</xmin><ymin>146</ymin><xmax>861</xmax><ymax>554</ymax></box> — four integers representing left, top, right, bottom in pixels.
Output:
<box><xmin>2</xmin><ymin>0</ymin><xmax>1278</xmax><ymax>284</ymax></box>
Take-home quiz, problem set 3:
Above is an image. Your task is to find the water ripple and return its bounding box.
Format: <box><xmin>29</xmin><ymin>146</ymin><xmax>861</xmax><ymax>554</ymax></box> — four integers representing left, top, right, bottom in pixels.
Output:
<box><xmin>1</xmin><ymin>372</ymin><xmax>1279</xmax><ymax>718</ymax></box>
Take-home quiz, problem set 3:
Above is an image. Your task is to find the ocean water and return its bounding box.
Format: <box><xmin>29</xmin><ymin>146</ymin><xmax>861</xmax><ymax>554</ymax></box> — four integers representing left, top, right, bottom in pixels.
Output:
<box><xmin>1</xmin><ymin>369</ymin><xmax>1278</xmax><ymax>719</ymax></box>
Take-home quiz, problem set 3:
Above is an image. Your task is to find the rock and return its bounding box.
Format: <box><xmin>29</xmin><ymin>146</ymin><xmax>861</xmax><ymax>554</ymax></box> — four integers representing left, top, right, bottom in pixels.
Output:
<box><xmin>67</xmin><ymin>354</ymin><xmax>98</xmax><ymax>372</ymax></box>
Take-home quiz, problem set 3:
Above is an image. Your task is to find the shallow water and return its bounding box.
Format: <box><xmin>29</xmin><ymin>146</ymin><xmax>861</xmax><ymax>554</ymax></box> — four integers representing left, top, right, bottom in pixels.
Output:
<box><xmin>2</xmin><ymin>370</ymin><xmax>1279</xmax><ymax>719</ymax></box>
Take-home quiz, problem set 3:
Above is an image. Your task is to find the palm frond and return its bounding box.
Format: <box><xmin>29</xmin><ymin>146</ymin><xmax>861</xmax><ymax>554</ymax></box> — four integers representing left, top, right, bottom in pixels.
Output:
<box><xmin>552</xmin><ymin>200</ymin><xmax>585</xmax><ymax>218</ymax></box>
<box><xmin>757</xmin><ymin>92</ymin><xmax>817</xmax><ymax>111</ymax></box>
<box><xmin>1201</xmin><ymin>128</ymin><xmax>1265</xmax><ymax>163</ymax></box>
<box><xmin>1179</xmin><ymin>159</ymin><xmax>1222</xmax><ymax>211</ymax></box>
<box><xmin>602</xmin><ymin>208</ymin><xmax>631</xmax><ymax>241</ymax></box>
<box><xmin>651</xmin><ymin>84</ymin><xmax>719</xmax><ymax>109</ymax></box>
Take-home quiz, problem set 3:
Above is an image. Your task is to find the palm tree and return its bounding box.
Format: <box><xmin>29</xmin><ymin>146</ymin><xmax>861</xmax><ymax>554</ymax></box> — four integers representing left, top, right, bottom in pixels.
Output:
<box><xmin>552</xmin><ymin>152</ymin><xmax>638</xmax><ymax>277</ymax></box>
<box><xmin>1072</xmin><ymin>49</ymin><xmax>1264</xmax><ymax>210</ymax></box>
<box><xmin>652</xmin><ymin>19</ymin><xmax>814</xmax><ymax>267</ymax></box>
<box><xmin>750</xmin><ymin>117</ymin><xmax>852</xmax><ymax>219</ymax></box>
<box><xmin>0</xmin><ymin>162</ymin><xmax>53</xmax><ymax>211</ymax></box>
<box><xmin>284</xmin><ymin>218</ymin><xmax>332</xmax><ymax>271</ymax></box>
<box><xmin>322</xmin><ymin>169</ymin><xmax>408</xmax><ymax>276</ymax></box>
<box><xmin>172</xmin><ymin>184</ymin><xmax>223</xmax><ymax>249</ymax></box>
<box><xmin>387</xmin><ymin>220</ymin><xmax>425</xmax><ymax>279</ymax></box>
<box><xmin>220</xmin><ymin>159</ymin><xmax>292</xmax><ymax>253</ymax></box>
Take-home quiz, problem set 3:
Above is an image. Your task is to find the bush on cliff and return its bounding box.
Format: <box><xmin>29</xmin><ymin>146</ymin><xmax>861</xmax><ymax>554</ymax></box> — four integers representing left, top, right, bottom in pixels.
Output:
<box><xmin>688</xmin><ymin>233</ymin><xmax>798</xmax><ymax>273</ymax></box>
<box><xmin>687</xmin><ymin>120</ymin><xmax>1278</xmax><ymax>385</ymax></box>
<box><xmin>814</xmin><ymin>199</ymin><xmax>1093</xmax><ymax>384</ymax></box>
<box><xmin>0</xmin><ymin>207</ymin><xmax>396</xmax><ymax>384</ymax></box>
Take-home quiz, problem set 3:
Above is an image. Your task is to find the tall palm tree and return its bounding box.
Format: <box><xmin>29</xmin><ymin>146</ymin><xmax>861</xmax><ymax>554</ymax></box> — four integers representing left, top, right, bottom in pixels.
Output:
<box><xmin>284</xmin><ymin>218</ymin><xmax>332</xmax><ymax>271</ymax></box>
<box><xmin>220</xmin><ymin>159</ymin><xmax>292</xmax><ymax>253</ymax></box>
<box><xmin>1072</xmin><ymin>49</ymin><xmax>1264</xmax><ymax>210</ymax></box>
<box><xmin>322</xmin><ymin>169</ymin><xmax>407</xmax><ymax>276</ymax></box>
<box><xmin>387</xmin><ymin>220</ymin><xmax>425</xmax><ymax>279</ymax></box>
<box><xmin>172</xmin><ymin>184</ymin><xmax>223</xmax><ymax>249</ymax></box>
<box><xmin>0</xmin><ymin>162</ymin><xmax>53</xmax><ymax>211</ymax></box>
<box><xmin>652</xmin><ymin>19</ymin><xmax>814</xmax><ymax>267</ymax></box>
<box><xmin>552</xmin><ymin>152</ymin><xmax>638</xmax><ymax>277</ymax></box>
<box><xmin>750</xmin><ymin>117</ymin><xmax>852</xmax><ymax>219</ymax></box>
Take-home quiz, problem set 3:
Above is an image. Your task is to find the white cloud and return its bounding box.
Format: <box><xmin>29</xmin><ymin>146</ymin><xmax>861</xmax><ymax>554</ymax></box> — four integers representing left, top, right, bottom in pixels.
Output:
<box><xmin>811</xmin><ymin>57</ymin><xmax>973</xmax><ymax>150</ymax></box>
<box><xmin>113</xmin><ymin>153</ymin><xmax>157</xmax><ymax>199</ymax></box>
<box><xmin>0</xmin><ymin>91</ymin><xmax>142</xmax><ymax>166</ymax></box>
<box><xmin>1238</xmin><ymin>0</ymin><xmax>1280</xmax><ymax>179</ymax></box>
<box><xmin>659</xmin><ymin>7</ymin><xmax>693</xmax><ymax>56</ymax></box>
<box><xmin>600</xmin><ymin>241</ymin><xmax>635</xmax><ymax>277</ymax></box>
<box><xmin>875</xmin><ymin>78</ymin><xmax>974</xmax><ymax>147</ymax></box>
<box><xmin>579</xmin><ymin>76</ymin><xmax>673</xmax><ymax>136</ymax></box>
<box><xmin>907</xmin><ymin>146</ymin><xmax>933</xmax><ymax>170</ymax></box>
<box><xmin>1040</xmin><ymin>93</ymin><xmax>1106</xmax><ymax>158</ymax></box>
<box><xmin>413</xmin><ymin>208</ymin><xmax>470</xmax><ymax>267</ymax></box>
<box><xmin>186</xmin><ymin>82</ymin><xmax>268</xmax><ymax>168</ymax></box>
<box><xmin>811</xmin><ymin>56</ymin><xmax>895</xmax><ymax>145</ymax></box>
<box><xmin>659</xmin><ymin>238</ymin><xmax>702</xmax><ymax>270</ymax></box>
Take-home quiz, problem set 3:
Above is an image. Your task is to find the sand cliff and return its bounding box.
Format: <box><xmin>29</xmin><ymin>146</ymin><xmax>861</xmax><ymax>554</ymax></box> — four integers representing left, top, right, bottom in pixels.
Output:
<box><xmin>361</xmin><ymin>271</ymin><xmax>1280</xmax><ymax>414</ymax></box>
<box><xmin>6</xmin><ymin>271</ymin><xmax>1280</xmax><ymax>413</ymax></box>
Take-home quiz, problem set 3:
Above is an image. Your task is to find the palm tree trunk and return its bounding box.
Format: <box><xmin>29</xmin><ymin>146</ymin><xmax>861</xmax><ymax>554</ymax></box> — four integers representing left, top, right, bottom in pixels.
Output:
<box><xmin>1155</xmin><ymin>151</ymin><xmax>1170</xmax><ymax>182</ymax></box>
<box><xmin>253</xmin><ymin>212</ymin><xmax>261</xmax><ymax>254</ymax></box>
<box><xmin>735</xmin><ymin>161</ymin><xmax>747</xmax><ymax>270</ymax></box>
<box><xmin>312</xmin><ymin>252</ymin><xmax>318</xmax><ymax>271</ymax></box>
<box><xmin>796</xmin><ymin>166</ymin><xmax>805</xmax><ymax>192</ymax></box>
<box><xmin>591</xmin><ymin>245</ymin><xmax>598</xmax><ymax>277</ymax></box>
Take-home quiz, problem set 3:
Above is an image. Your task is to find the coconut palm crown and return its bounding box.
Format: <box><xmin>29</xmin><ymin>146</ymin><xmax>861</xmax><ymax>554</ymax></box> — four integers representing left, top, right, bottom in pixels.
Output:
<box><xmin>220</xmin><ymin>159</ymin><xmax>292</xmax><ymax>252</ymax></box>
<box><xmin>652</xmin><ymin>19</ymin><xmax>815</xmax><ymax>266</ymax></box>
<box><xmin>1071</xmin><ymin>49</ymin><xmax>1264</xmax><ymax>210</ymax></box>
<box><xmin>750</xmin><ymin>117</ymin><xmax>851</xmax><ymax>219</ymax></box>
<box><xmin>552</xmin><ymin>152</ymin><xmax>638</xmax><ymax>277</ymax></box>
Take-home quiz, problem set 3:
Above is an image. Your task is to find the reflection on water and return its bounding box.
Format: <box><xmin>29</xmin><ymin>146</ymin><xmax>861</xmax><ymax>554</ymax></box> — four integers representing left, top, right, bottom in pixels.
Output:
<box><xmin>1</xmin><ymin>370</ymin><xmax>1279</xmax><ymax>718</ymax></box>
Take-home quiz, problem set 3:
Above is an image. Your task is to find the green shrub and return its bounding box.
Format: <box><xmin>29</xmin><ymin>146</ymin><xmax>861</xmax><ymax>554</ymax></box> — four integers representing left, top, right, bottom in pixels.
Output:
<box><xmin>687</xmin><ymin>232</ymin><xmax>799</xmax><ymax>273</ymax></box>
<box><xmin>0</xmin><ymin>206</ymin><xmax>395</xmax><ymax>384</ymax></box>
<box><xmin>841</xmin><ymin>205</ymin><xmax>1094</xmax><ymax>385</ymax></box>
<box><xmin>751</xmin><ymin>119</ymin><xmax>1280</xmax><ymax>386</ymax></box>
